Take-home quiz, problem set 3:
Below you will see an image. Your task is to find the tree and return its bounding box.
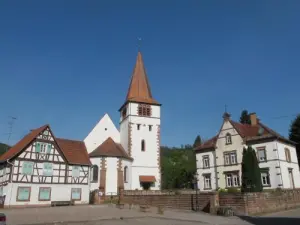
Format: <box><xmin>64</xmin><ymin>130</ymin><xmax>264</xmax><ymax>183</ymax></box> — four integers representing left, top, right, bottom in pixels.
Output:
<box><xmin>193</xmin><ymin>135</ymin><xmax>202</xmax><ymax>148</ymax></box>
<box><xmin>289</xmin><ymin>115</ymin><xmax>300</xmax><ymax>165</ymax></box>
<box><xmin>0</xmin><ymin>143</ymin><xmax>10</xmax><ymax>156</ymax></box>
<box><xmin>241</xmin><ymin>146</ymin><xmax>262</xmax><ymax>192</ymax></box>
<box><xmin>240</xmin><ymin>110</ymin><xmax>251</xmax><ymax>124</ymax></box>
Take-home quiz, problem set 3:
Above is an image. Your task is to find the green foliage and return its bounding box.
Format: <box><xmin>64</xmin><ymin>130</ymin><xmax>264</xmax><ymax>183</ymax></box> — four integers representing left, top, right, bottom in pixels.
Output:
<box><xmin>193</xmin><ymin>135</ymin><xmax>202</xmax><ymax>148</ymax></box>
<box><xmin>227</xmin><ymin>187</ymin><xmax>240</xmax><ymax>193</ymax></box>
<box><xmin>241</xmin><ymin>146</ymin><xmax>263</xmax><ymax>192</ymax></box>
<box><xmin>239</xmin><ymin>110</ymin><xmax>251</xmax><ymax>124</ymax></box>
<box><xmin>161</xmin><ymin>145</ymin><xmax>196</xmax><ymax>189</ymax></box>
<box><xmin>0</xmin><ymin>143</ymin><xmax>10</xmax><ymax>156</ymax></box>
<box><xmin>289</xmin><ymin>114</ymin><xmax>300</xmax><ymax>165</ymax></box>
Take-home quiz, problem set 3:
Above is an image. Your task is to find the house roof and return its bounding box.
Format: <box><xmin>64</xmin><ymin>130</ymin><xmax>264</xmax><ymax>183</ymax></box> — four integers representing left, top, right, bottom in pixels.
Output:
<box><xmin>120</xmin><ymin>51</ymin><xmax>160</xmax><ymax>110</ymax></box>
<box><xmin>195</xmin><ymin>119</ymin><xmax>294</xmax><ymax>152</ymax></box>
<box><xmin>89</xmin><ymin>137</ymin><xmax>132</xmax><ymax>160</ymax></box>
<box><xmin>56</xmin><ymin>138</ymin><xmax>91</xmax><ymax>165</ymax></box>
<box><xmin>0</xmin><ymin>125</ymin><xmax>91</xmax><ymax>165</ymax></box>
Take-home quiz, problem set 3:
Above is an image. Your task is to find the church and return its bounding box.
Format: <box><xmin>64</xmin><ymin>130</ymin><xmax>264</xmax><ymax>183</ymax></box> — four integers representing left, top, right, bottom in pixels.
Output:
<box><xmin>0</xmin><ymin>51</ymin><xmax>161</xmax><ymax>207</ymax></box>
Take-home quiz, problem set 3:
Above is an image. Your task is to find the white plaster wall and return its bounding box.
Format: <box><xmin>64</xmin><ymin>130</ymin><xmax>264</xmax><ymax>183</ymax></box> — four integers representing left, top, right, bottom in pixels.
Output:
<box><xmin>215</xmin><ymin>120</ymin><xmax>244</xmax><ymax>189</ymax></box>
<box><xmin>84</xmin><ymin>114</ymin><xmax>120</xmax><ymax>154</ymax></box>
<box><xmin>196</xmin><ymin>150</ymin><xmax>216</xmax><ymax>191</ymax></box>
<box><xmin>122</xmin><ymin>159</ymin><xmax>132</xmax><ymax>190</ymax></box>
<box><xmin>276</xmin><ymin>141</ymin><xmax>300</xmax><ymax>188</ymax></box>
<box><xmin>120</xmin><ymin>118</ymin><xmax>129</xmax><ymax>153</ymax></box>
<box><xmin>105</xmin><ymin>158</ymin><xmax>118</xmax><ymax>195</ymax></box>
<box><xmin>90</xmin><ymin>158</ymin><xmax>101</xmax><ymax>191</ymax></box>
<box><xmin>4</xmin><ymin>183</ymin><xmax>89</xmax><ymax>207</ymax></box>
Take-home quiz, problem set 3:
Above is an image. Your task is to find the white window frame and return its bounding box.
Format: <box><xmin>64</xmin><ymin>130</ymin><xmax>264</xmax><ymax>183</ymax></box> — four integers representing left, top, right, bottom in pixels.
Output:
<box><xmin>203</xmin><ymin>174</ymin><xmax>211</xmax><ymax>189</ymax></box>
<box><xmin>225</xmin><ymin>133</ymin><xmax>232</xmax><ymax>145</ymax></box>
<box><xmin>203</xmin><ymin>156</ymin><xmax>210</xmax><ymax>168</ymax></box>
<box><xmin>230</xmin><ymin>153</ymin><xmax>237</xmax><ymax>164</ymax></box>
<box><xmin>226</xmin><ymin>173</ymin><xmax>240</xmax><ymax>187</ymax></box>
<box><xmin>261</xmin><ymin>172</ymin><xmax>270</xmax><ymax>186</ymax></box>
<box><xmin>257</xmin><ymin>148</ymin><xmax>266</xmax><ymax>162</ymax></box>
<box><xmin>224</xmin><ymin>154</ymin><xmax>230</xmax><ymax>165</ymax></box>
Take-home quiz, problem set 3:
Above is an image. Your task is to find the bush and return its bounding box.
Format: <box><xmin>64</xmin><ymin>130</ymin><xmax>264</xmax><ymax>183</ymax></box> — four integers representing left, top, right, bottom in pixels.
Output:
<box><xmin>217</xmin><ymin>188</ymin><xmax>228</xmax><ymax>193</ymax></box>
<box><xmin>227</xmin><ymin>187</ymin><xmax>240</xmax><ymax>193</ymax></box>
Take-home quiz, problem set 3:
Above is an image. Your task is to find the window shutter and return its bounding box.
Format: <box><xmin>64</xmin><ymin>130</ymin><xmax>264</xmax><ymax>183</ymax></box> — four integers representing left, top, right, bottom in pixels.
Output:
<box><xmin>36</xmin><ymin>143</ymin><xmax>41</xmax><ymax>153</ymax></box>
<box><xmin>47</xmin><ymin>144</ymin><xmax>52</xmax><ymax>154</ymax></box>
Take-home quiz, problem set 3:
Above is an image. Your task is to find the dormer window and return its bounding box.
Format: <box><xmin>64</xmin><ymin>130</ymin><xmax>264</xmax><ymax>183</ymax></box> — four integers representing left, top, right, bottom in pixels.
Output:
<box><xmin>225</xmin><ymin>133</ymin><xmax>232</xmax><ymax>145</ymax></box>
<box><xmin>138</xmin><ymin>104</ymin><xmax>151</xmax><ymax>117</ymax></box>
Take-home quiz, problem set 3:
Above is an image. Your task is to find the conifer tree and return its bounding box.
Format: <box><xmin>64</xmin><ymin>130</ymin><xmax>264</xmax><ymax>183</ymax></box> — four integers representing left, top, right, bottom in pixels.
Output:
<box><xmin>241</xmin><ymin>146</ymin><xmax>262</xmax><ymax>192</ymax></box>
<box><xmin>240</xmin><ymin>110</ymin><xmax>251</xmax><ymax>124</ymax></box>
<box><xmin>193</xmin><ymin>135</ymin><xmax>202</xmax><ymax>148</ymax></box>
<box><xmin>289</xmin><ymin>115</ymin><xmax>300</xmax><ymax>165</ymax></box>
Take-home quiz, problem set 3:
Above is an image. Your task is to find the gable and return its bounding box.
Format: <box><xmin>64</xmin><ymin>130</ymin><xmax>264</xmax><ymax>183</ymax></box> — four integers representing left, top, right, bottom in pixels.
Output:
<box><xmin>84</xmin><ymin>114</ymin><xmax>120</xmax><ymax>154</ymax></box>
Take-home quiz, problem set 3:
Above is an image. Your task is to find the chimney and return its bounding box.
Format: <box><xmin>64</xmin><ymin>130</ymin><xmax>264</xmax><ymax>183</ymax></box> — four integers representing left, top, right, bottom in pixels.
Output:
<box><xmin>249</xmin><ymin>113</ymin><xmax>257</xmax><ymax>126</ymax></box>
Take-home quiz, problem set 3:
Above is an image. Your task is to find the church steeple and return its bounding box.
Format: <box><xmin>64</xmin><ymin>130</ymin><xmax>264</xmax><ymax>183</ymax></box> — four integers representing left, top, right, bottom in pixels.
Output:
<box><xmin>120</xmin><ymin>51</ymin><xmax>160</xmax><ymax>111</ymax></box>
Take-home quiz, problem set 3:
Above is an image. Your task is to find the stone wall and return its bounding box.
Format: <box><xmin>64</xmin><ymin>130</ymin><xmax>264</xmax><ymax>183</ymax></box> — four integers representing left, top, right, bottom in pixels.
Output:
<box><xmin>219</xmin><ymin>189</ymin><xmax>300</xmax><ymax>215</ymax></box>
<box><xmin>123</xmin><ymin>192</ymin><xmax>215</xmax><ymax>212</ymax></box>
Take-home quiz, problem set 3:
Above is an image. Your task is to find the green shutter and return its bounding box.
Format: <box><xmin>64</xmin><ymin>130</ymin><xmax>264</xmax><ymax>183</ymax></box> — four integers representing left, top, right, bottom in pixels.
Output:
<box><xmin>22</xmin><ymin>162</ymin><xmax>34</xmax><ymax>175</ymax></box>
<box><xmin>72</xmin><ymin>166</ymin><xmax>80</xmax><ymax>177</ymax></box>
<box><xmin>43</xmin><ymin>163</ymin><xmax>53</xmax><ymax>176</ymax></box>
<box><xmin>18</xmin><ymin>187</ymin><xmax>30</xmax><ymax>200</ymax></box>
<box><xmin>36</xmin><ymin>143</ymin><xmax>41</xmax><ymax>153</ymax></box>
<box><xmin>47</xmin><ymin>144</ymin><xmax>52</xmax><ymax>154</ymax></box>
<box><xmin>39</xmin><ymin>188</ymin><xmax>51</xmax><ymax>200</ymax></box>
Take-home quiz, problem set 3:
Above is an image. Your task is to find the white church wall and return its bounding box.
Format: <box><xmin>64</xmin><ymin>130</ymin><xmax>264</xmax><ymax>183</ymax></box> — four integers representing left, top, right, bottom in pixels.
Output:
<box><xmin>131</xmin><ymin>166</ymin><xmax>160</xmax><ymax>190</ymax></box>
<box><xmin>122</xmin><ymin>159</ymin><xmax>132</xmax><ymax>190</ymax></box>
<box><xmin>84</xmin><ymin>114</ymin><xmax>120</xmax><ymax>154</ymax></box>
<box><xmin>90</xmin><ymin>157</ymin><xmax>101</xmax><ymax>191</ymax></box>
<box><xmin>105</xmin><ymin>158</ymin><xmax>118</xmax><ymax>196</ymax></box>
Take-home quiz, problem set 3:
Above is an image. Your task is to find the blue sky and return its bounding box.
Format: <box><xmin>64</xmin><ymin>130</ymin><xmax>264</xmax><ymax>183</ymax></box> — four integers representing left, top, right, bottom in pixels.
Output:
<box><xmin>0</xmin><ymin>0</ymin><xmax>300</xmax><ymax>147</ymax></box>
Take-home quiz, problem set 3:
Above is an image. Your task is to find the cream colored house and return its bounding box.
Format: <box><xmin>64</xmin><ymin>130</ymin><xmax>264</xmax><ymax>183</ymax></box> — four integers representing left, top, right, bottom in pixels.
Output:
<box><xmin>195</xmin><ymin>112</ymin><xmax>300</xmax><ymax>191</ymax></box>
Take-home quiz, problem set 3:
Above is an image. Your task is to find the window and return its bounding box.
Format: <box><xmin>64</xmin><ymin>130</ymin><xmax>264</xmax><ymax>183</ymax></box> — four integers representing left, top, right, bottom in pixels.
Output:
<box><xmin>124</xmin><ymin>166</ymin><xmax>128</xmax><ymax>183</ymax></box>
<box><xmin>225</xmin><ymin>133</ymin><xmax>232</xmax><ymax>145</ymax></box>
<box><xmin>22</xmin><ymin>162</ymin><xmax>34</xmax><ymax>175</ymax></box>
<box><xmin>225</xmin><ymin>173</ymin><xmax>240</xmax><ymax>187</ymax></box>
<box><xmin>224</xmin><ymin>152</ymin><xmax>237</xmax><ymax>165</ymax></box>
<box><xmin>285</xmin><ymin>148</ymin><xmax>291</xmax><ymax>162</ymax></box>
<box><xmin>72</xmin><ymin>166</ymin><xmax>80</xmax><ymax>178</ymax></box>
<box><xmin>17</xmin><ymin>187</ymin><xmax>31</xmax><ymax>201</ymax></box>
<box><xmin>71</xmin><ymin>188</ymin><xmax>81</xmax><ymax>200</ymax></box>
<box><xmin>43</xmin><ymin>163</ymin><xmax>53</xmax><ymax>176</ymax></box>
<box><xmin>141</xmin><ymin>140</ymin><xmax>145</xmax><ymax>152</ymax></box>
<box><xmin>257</xmin><ymin>148</ymin><xmax>267</xmax><ymax>162</ymax></box>
<box><xmin>39</xmin><ymin>187</ymin><xmax>51</xmax><ymax>201</ymax></box>
<box><xmin>36</xmin><ymin>142</ymin><xmax>51</xmax><ymax>154</ymax></box>
<box><xmin>137</xmin><ymin>124</ymin><xmax>141</xmax><ymax>130</ymax></box>
<box><xmin>149</xmin><ymin>125</ymin><xmax>152</xmax><ymax>131</ymax></box>
<box><xmin>203</xmin><ymin>156</ymin><xmax>210</xmax><ymax>168</ymax></box>
<box><xmin>260</xmin><ymin>170</ymin><xmax>270</xmax><ymax>186</ymax></box>
<box><xmin>138</xmin><ymin>104</ymin><xmax>151</xmax><ymax>117</ymax></box>
<box><xmin>91</xmin><ymin>165</ymin><xmax>98</xmax><ymax>183</ymax></box>
<box><xmin>203</xmin><ymin>174</ymin><xmax>211</xmax><ymax>189</ymax></box>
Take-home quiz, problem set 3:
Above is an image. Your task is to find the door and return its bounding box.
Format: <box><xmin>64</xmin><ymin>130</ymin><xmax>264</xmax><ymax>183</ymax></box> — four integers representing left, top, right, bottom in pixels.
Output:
<box><xmin>288</xmin><ymin>169</ymin><xmax>295</xmax><ymax>189</ymax></box>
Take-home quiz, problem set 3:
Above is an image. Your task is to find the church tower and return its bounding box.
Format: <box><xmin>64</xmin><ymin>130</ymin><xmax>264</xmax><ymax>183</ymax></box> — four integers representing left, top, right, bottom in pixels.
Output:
<box><xmin>119</xmin><ymin>51</ymin><xmax>161</xmax><ymax>190</ymax></box>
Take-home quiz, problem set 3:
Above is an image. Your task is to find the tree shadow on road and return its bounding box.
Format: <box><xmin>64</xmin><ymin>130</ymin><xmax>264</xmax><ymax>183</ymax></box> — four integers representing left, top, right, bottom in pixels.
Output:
<box><xmin>238</xmin><ymin>216</ymin><xmax>300</xmax><ymax>225</ymax></box>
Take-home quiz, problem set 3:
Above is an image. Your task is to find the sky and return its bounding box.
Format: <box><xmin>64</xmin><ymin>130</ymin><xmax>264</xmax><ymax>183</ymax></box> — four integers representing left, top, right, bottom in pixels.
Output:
<box><xmin>0</xmin><ymin>0</ymin><xmax>300</xmax><ymax>147</ymax></box>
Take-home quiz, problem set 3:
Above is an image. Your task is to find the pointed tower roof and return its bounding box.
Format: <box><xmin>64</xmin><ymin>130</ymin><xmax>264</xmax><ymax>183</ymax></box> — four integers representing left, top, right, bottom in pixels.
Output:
<box><xmin>120</xmin><ymin>51</ymin><xmax>160</xmax><ymax>110</ymax></box>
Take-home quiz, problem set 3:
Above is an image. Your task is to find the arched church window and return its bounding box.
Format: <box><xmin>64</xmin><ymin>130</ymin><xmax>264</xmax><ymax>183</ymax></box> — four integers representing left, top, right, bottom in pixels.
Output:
<box><xmin>141</xmin><ymin>140</ymin><xmax>145</xmax><ymax>152</ymax></box>
<box><xmin>124</xmin><ymin>166</ymin><xmax>128</xmax><ymax>183</ymax></box>
<box><xmin>91</xmin><ymin>165</ymin><xmax>98</xmax><ymax>183</ymax></box>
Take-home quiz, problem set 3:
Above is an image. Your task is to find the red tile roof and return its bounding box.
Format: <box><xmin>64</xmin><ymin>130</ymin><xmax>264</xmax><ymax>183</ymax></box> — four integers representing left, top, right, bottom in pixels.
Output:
<box><xmin>0</xmin><ymin>125</ymin><xmax>48</xmax><ymax>161</ymax></box>
<box><xmin>89</xmin><ymin>137</ymin><xmax>132</xmax><ymax>160</ymax></box>
<box><xmin>0</xmin><ymin>125</ymin><xmax>91</xmax><ymax>165</ymax></box>
<box><xmin>139</xmin><ymin>175</ymin><xmax>156</xmax><ymax>183</ymax></box>
<box><xmin>120</xmin><ymin>51</ymin><xmax>160</xmax><ymax>110</ymax></box>
<box><xmin>56</xmin><ymin>138</ymin><xmax>91</xmax><ymax>165</ymax></box>
<box><xmin>195</xmin><ymin>120</ymin><xmax>294</xmax><ymax>152</ymax></box>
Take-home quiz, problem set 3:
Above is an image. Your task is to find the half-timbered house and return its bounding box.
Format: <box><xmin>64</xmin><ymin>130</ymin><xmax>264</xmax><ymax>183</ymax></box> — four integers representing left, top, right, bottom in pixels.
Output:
<box><xmin>0</xmin><ymin>124</ymin><xmax>91</xmax><ymax>207</ymax></box>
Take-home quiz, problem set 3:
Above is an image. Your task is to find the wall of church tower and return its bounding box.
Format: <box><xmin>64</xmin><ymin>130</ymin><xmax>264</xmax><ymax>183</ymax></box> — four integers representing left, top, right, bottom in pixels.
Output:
<box><xmin>120</xmin><ymin>102</ymin><xmax>161</xmax><ymax>190</ymax></box>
